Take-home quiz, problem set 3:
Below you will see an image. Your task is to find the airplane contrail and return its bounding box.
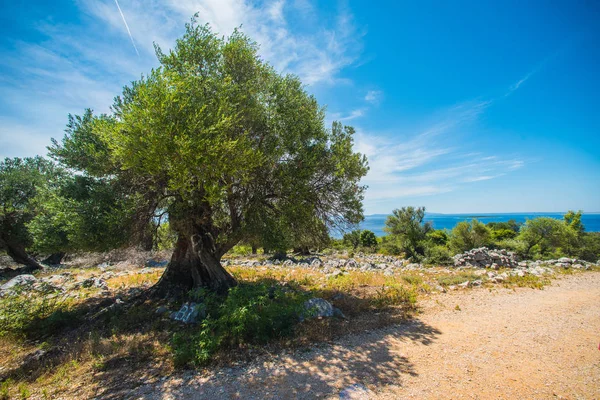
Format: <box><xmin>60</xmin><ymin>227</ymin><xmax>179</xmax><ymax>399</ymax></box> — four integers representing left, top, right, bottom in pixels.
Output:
<box><xmin>114</xmin><ymin>0</ymin><xmax>140</xmax><ymax>56</ymax></box>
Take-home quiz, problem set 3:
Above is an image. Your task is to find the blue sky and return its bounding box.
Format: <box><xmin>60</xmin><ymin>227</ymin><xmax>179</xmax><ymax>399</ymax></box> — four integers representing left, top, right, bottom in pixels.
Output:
<box><xmin>1</xmin><ymin>0</ymin><xmax>599</xmax><ymax>214</ymax></box>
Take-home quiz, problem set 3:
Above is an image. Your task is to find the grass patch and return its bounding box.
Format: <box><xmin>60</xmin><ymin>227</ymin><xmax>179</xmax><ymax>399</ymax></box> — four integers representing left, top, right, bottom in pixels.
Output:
<box><xmin>504</xmin><ymin>274</ymin><xmax>550</xmax><ymax>289</ymax></box>
<box><xmin>371</xmin><ymin>285</ymin><xmax>417</xmax><ymax>309</ymax></box>
<box><xmin>437</xmin><ymin>272</ymin><xmax>481</xmax><ymax>287</ymax></box>
<box><xmin>401</xmin><ymin>274</ymin><xmax>423</xmax><ymax>285</ymax></box>
<box><xmin>0</xmin><ymin>289</ymin><xmax>79</xmax><ymax>340</ymax></box>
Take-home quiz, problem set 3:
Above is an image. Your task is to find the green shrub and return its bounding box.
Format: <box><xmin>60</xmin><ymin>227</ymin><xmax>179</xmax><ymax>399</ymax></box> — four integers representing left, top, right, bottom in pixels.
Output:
<box><xmin>437</xmin><ymin>272</ymin><xmax>480</xmax><ymax>287</ymax></box>
<box><xmin>504</xmin><ymin>274</ymin><xmax>550</xmax><ymax>289</ymax></box>
<box><xmin>379</xmin><ymin>236</ymin><xmax>403</xmax><ymax>256</ymax></box>
<box><xmin>495</xmin><ymin>239</ymin><xmax>528</xmax><ymax>258</ymax></box>
<box><xmin>448</xmin><ymin>219</ymin><xmax>491</xmax><ymax>253</ymax></box>
<box><xmin>360</xmin><ymin>230</ymin><xmax>378</xmax><ymax>249</ymax></box>
<box><xmin>0</xmin><ymin>289</ymin><xmax>75</xmax><ymax>339</ymax></box>
<box><xmin>424</xmin><ymin>245</ymin><xmax>453</xmax><ymax>265</ymax></box>
<box><xmin>371</xmin><ymin>285</ymin><xmax>417</xmax><ymax>309</ymax></box>
<box><xmin>491</xmin><ymin>228</ymin><xmax>517</xmax><ymax>241</ymax></box>
<box><xmin>400</xmin><ymin>274</ymin><xmax>423</xmax><ymax>285</ymax></box>
<box><xmin>171</xmin><ymin>283</ymin><xmax>309</xmax><ymax>367</ymax></box>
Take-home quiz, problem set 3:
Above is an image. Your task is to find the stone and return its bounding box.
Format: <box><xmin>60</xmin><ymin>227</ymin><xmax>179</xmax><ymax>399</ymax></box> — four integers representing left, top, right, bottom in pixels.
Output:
<box><xmin>345</xmin><ymin>259</ymin><xmax>359</xmax><ymax>269</ymax></box>
<box><xmin>80</xmin><ymin>277</ymin><xmax>108</xmax><ymax>289</ymax></box>
<box><xmin>0</xmin><ymin>274</ymin><xmax>37</xmax><ymax>292</ymax></box>
<box><xmin>171</xmin><ymin>302</ymin><xmax>206</xmax><ymax>324</ymax></box>
<box><xmin>155</xmin><ymin>306</ymin><xmax>169</xmax><ymax>314</ymax></box>
<box><xmin>303</xmin><ymin>298</ymin><xmax>334</xmax><ymax>319</ymax></box>
<box><xmin>146</xmin><ymin>260</ymin><xmax>168</xmax><ymax>268</ymax></box>
<box><xmin>339</xmin><ymin>383</ymin><xmax>373</xmax><ymax>399</ymax></box>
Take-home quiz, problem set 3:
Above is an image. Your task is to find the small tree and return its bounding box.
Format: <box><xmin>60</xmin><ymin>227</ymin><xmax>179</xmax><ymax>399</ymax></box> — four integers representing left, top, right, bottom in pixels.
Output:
<box><xmin>448</xmin><ymin>219</ymin><xmax>491</xmax><ymax>253</ymax></box>
<box><xmin>360</xmin><ymin>230</ymin><xmax>378</xmax><ymax>249</ymax></box>
<box><xmin>384</xmin><ymin>206</ymin><xmax>432</xmax><ymax>260</ymax></box>
<box><xmin>49</xmin><ymin>21</ymin><xmax>368</xmax><ymax>294</ymax></box>
<box><xmin>0</xmin><ymin>157</ymin><xmax>60</xmax><ymax>269</ymax></box>
<box><xmin>518</xmin><ymin>217</ymin><xmax>569</xmax><ymax>258</ymax></box>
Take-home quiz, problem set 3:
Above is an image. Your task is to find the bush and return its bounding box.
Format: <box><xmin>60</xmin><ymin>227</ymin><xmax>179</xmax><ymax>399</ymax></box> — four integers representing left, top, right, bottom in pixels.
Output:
<box><xmin>379</xmin><ymin>236</ymin><xmax>403</xmax><ymax>256</ymax></box>
<box><xmin>495</xmin><ymin>239</ymin><xmax>528</xmax><ymax>258</ymax></box>
<box><xmin>424</xmin><ymin>245</ymin><xmax>453</xmax><ymax>266</ymax></box>
<box><xmin>491</xmin><ymin>228</ymin><xmax>517</xmax><ymax>241</ymax></box>
<box><xmin>448</xmin><ymin>219</ymin><xmax>491</xmax><ymax>253</ymax></box>
<box><xmin>171</xmin><ymin>282</ymin><xmax>309</xmax><ymax>366</ymax></box>
<box><xmin>360</xmin><ymin>230</ymin><xmax>378</xmax><ymax>249</ymax></box>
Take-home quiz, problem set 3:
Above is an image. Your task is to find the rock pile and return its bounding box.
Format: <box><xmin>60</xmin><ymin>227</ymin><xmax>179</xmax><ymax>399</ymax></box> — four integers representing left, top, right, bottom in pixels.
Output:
<box><xmin>453</xmin><ymin>247</ymin><xmax>519</xmax><ymax>268</ymax></box>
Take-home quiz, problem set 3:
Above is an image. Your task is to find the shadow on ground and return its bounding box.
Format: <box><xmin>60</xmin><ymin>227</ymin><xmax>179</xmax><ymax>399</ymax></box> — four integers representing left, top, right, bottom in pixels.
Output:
<box><xmin>121</xmin><ymin>318</ymin><xmax>441</xmax><ymax>400</ymax></box>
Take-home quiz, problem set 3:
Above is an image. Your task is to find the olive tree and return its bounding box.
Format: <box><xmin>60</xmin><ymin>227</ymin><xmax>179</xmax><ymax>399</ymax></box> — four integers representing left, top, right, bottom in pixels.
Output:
<box><xmin>49</xmin><ymin>21</ymin><xmax>368</xmax><ymax>294</ymax></box>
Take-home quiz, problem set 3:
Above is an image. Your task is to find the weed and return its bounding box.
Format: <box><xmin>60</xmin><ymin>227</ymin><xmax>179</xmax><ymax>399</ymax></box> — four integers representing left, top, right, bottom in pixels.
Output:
<box><xmin>371</xmin><ymin>285</ymin><xmax>417</xmax><ymax>309</ymax></box>
<box><xmin>0</xmin><ymin>380</ymin><xmax>12</xmax><ymax>400</ymax></box>
<box><xmin>504</xmin><ymin>274</ymin><xmax>550</xmax><ymax>289</ymax></box>
<box><xmin>401</xmin><ymin>274</ymin><xmax>423</xmax><ymax>285</ymax></box>
<box><xmin>454</xmin><ymin>305</ymin><xmax>461</xmax><ymax>311</ymax></box>
<box><xmin>437</xmin><ymin>272</ymin><xmax>480</xmax><ymax>287</ymax></box>
<box><xmin>18</xmin><ymin>383</ymin><xmax>30</xmax><ymax>399</ymax></box>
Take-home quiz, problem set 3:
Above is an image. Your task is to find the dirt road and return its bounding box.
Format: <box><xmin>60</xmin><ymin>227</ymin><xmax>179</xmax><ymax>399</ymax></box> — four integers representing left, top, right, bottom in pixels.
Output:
<box><xmin>131</xmin><ymin>272</ymin><xmax>600</xmax><ymax>399</ymax></box>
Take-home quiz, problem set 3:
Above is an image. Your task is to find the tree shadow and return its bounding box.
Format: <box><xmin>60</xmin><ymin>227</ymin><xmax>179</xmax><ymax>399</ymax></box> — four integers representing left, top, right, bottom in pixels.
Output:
<box><xmin>127</xmin><ymin>318</ymin><xmax>441</xmax><ymax>399</ymax></box>
<box><xmin>1</xmin><ymin>276</ymin><xmax>441</xmax><ymax>399</ymax></box>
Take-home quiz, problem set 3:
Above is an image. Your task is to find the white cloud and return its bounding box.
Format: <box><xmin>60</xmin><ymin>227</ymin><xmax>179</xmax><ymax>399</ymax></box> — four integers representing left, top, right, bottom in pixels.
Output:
<box><xmin>364</xmin><ymin>90</ymin><xmax>382</xmax><ymax>104</ymax></box>
<box><xmin>0</xmin><ymin>0</ymin><xmax>366</xmax><ymax>159</ymax></box>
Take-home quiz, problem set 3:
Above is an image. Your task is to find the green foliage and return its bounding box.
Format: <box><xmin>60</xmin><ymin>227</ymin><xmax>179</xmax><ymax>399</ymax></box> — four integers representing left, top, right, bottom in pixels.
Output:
<box><xmin>0</xmin><ymin>289</ymin><xmax>76</xmax><ymax>339</ymax></box>
<box><xmin>564</xmin><ymin>210</ymin><xmax>584</xmax><ymax>235</ymax></box>
<box><xmin>171</xmin><ymin>282</ymin><xmax>309</xmax><ymax>366</ymax></box>
<box><xmin>517</xmin><ymin>217</ymin><xmax>573</xmax><ymax>259</ymax></box>
<box><xmin>28</xmin><ymin>175</ymin><xmax>135</xmax><ymax>254</ymax></box>
<box><xmin>491</xmin><ymin>228</ymin><xmax>517</xmax><ymax>241</ymax></box>
<box><xmin>577</xmin><ymin>232</ymin><xmax>600</xmax><ymax>262</ymax></box>
<box><xmin>486</xmin><ymin>219</ymin><xmax>521</xmax><ymax>233</ymax></box>
<box><xmin>378</xmin><ymin>235</ymin><xmax>403</xmax><ymax>256</ymax></box>
<box><xmin>343</xmin><ymin>230</ymin><xmax>361</xmax><ymax>250</ymax></box>
<box><xmin>448</xmin><ymin>219</ymin><xmax>491</xmax><ymax>253</ymax></box>
<box><xmin>0</xmin><ymin>157</ymin><xmax>61</xmax><ymax>262</ymax></box>
<box><xmin>360</xmin><ymin>230</ymin><xmax>378</xmax><ymax>248</ymax></box>
<box><xmin>427</xmin><ymin>229</ymin><xmax>448</xmax><ymax>246</ymax></box>
<box><xmin>384</xmin><ymin>206</ymin><xmax>432</xmax><ymax>260</ymax></box>
<box><xmin>156</xmin><ymin>221</ymin><xmax>177</xmax><ymax>250</ymax></box>
<box><xmin>424</xmin><ymin>245</ymin><xmax>453</xmax><ymax>265</ymax></box>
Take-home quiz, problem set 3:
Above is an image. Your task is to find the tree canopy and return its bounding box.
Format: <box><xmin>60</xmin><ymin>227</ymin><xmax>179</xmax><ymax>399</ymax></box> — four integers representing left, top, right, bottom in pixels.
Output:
<box><xmin>49</xmin><ymin>20</ymin><xmax>368</xmax><ymax>293</ymax></box>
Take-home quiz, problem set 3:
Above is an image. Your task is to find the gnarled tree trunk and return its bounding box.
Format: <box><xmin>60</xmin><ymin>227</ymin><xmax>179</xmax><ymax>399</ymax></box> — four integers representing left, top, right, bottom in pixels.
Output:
<box><xmin>154</xmin><ymin>227</ymin><xmax>236</xmax><ymax>296</ymax></box>
<box><xmin>0</xmin><ymin>237</ymin><xmax>43</xmax><ymax>271</ymax></box>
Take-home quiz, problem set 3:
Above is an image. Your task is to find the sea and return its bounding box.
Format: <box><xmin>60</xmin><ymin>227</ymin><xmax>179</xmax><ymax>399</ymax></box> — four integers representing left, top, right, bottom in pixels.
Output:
<box><xmin>357</xmin><ymin>212</ymin><xmax>600</xmax><ymax>237</ymax></box>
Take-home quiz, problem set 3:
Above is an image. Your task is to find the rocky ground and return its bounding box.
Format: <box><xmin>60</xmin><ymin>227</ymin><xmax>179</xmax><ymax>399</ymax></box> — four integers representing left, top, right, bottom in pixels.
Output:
<box><xmin>1</xmin><ymin>250</ymin><xmax>599</xmax><ymax>399</ymax></box>
<box><xmin>130</xmin><ymin>271</ymin><xmax>600</xmax><ymax>400</ymax></box>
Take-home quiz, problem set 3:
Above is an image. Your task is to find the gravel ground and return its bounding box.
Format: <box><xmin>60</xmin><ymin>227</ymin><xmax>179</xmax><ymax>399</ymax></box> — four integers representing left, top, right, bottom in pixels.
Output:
<box><xmin>128</xmin><ymin>272</ymin><xmax>600</xmax><ymax>400</ymax></box>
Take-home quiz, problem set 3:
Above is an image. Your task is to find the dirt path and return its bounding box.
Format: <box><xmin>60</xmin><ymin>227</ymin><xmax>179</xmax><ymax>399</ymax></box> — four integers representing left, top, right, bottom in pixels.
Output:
<box><xmin>131</xmin><ymin>273</ymin><xmax>600</xmax><ymax>399</ymax></box>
